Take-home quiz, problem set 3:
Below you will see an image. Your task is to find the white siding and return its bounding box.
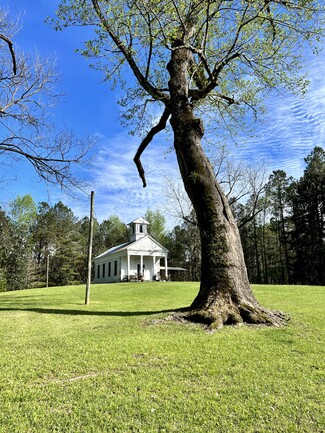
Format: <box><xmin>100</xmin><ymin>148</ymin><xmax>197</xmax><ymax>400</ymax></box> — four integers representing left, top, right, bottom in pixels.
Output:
<box><xmin>93</xmin><ymin>234</ymin><xmax>168</xmax><ymax>283</ymax></box>
<box><xmin>94</xmin><ymin>254</ymin><xmax>121</xmax><ymax>283</ymax></box>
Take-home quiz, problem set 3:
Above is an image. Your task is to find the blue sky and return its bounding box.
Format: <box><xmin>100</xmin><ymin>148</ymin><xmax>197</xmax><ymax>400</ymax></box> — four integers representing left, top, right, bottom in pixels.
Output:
<box><xmin>2</xmin><ymin>0</ymin><xmax>325</xmax><ymax>227</ymax></box>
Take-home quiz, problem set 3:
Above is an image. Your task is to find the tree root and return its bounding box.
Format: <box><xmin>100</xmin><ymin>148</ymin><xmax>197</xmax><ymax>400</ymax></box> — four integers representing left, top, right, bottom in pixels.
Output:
<box><xmin>172</xmin><ymin>302</ymin><xmax>290</xmax><ymax>330</ymax></box>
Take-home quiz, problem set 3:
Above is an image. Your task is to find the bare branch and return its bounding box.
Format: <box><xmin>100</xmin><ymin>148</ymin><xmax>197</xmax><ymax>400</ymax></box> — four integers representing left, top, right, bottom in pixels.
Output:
<box><xmin>163</xmin><ymin>175</ymin><xmax>193</xmax><ymax>224</ymax></box>
<box><xmin>0</xmin><ymin>9</ymin><xmax>92</xmax><ymax>190</ymax></box>
<box><xmin>134</xmin><ymin>107</ymin><xmax>170</xmax><ymax>187</ymax></box>
<box><xmin>0</xmin><ymin>33</ymin><xmax>17</xmax><ymax>75</ymax></box>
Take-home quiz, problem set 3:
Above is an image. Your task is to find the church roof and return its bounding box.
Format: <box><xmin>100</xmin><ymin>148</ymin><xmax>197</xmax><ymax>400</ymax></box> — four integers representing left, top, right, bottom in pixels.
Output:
<box><xmin>95</xmin><ymin>241</ymin><xmax>134</xmax><ymax>259</ymax></box>
<box><xmin>127</xmin><ymin>217</ymin><xmax>150</xmax><ymax>225</ymax></box>
<box><xmin>94</xmin><ymin>234</ymin><xmax>168</xmax><ymax>260</ymax></box>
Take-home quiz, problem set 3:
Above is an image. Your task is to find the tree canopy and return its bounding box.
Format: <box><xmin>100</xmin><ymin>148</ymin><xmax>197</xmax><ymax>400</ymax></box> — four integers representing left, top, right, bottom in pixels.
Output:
<box><xmin>55</xmin><ymin>0</ymin><xmax>323</xmax><ymax>135</ymax></box>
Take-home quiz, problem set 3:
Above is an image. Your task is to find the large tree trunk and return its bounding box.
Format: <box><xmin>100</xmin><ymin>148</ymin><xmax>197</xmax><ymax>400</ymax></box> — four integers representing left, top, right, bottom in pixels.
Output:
<box><xmin>167</xmin><ymin>44</ymin><xmax>287</xmax><ymax>329</ymax></box>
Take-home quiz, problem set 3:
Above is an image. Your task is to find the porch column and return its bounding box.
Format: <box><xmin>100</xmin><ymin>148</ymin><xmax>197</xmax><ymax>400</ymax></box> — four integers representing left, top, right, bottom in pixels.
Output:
<box><xmin>165</xmin><ymin>254</ymin><xmax>168</xmax><ymax>280</ymax></box>
<box><xmin>140</xmin><ymin>255</ymin><xmax>143</xmax><ymax>278</ymax></box>
<box><xmin>152</xmin><ymin>255</ymin><xmax>156</xmax><ymax>280</ymax></box>
<box><xmin>127</xmin><ymin>253</ymin><xmax>130</xmax><ymax>280</ymax></box>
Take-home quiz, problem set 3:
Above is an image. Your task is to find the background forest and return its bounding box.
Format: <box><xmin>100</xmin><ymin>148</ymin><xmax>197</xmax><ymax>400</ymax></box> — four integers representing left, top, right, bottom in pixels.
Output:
<box><xmin>0</xmin><ymin>146</ymin><xmax>324</xmax><ymax>291</ymax></box>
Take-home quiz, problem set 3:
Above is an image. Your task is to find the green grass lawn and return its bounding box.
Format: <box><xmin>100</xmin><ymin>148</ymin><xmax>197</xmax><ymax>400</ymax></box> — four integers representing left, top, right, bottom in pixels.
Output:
<box><xmin>0</xmin><ymin>282</ymin><xmax>324</xmax><ymax>432</ymax></box>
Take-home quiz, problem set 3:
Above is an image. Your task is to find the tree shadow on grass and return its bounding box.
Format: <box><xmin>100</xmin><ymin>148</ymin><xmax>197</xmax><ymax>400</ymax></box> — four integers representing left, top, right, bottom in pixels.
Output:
<box><xmin>0</xmin><ymin>307</ymin><xmax>188</xmax><ymax>317</ymax></box>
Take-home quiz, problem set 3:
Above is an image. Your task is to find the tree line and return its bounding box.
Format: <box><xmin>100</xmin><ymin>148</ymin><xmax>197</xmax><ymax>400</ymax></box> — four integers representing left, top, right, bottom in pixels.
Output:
<box><xmin>166</xmin><ymin>146</ymin><xmax>325</xmax><ymax>286</ymax></box>
<box><xmin>0</xmin><ymin>146</ymin><xmax>324</xmax><ymax>291</ymax></box>
<box><xmin>0</xmin><ymin>204</ymin><xmax>169</xmax><ymax>291</ymax></box>
<box><xmin>239</xmin><ymin>146</ymin><xmax>325</xmax><ymax>286</ymax></box>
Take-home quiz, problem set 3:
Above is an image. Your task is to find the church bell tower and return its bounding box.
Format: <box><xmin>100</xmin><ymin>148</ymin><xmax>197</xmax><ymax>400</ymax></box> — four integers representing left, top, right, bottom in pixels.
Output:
<box><xmin>128</xmin><ymin>217</ymin><xmax>149</xmax><ymax>242</ymax></box>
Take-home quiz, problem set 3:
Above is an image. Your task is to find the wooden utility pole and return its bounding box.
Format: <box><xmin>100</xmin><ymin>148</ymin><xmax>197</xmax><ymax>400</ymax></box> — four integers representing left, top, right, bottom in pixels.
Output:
<box><xmin>46</xmin><ymin>254</ymin><xmax>50</xmax><ymax>288</ymax></box>
<box><xmin>85</xmin><ymin>191</ymin><xmax>95</xmax><ymax>305</ymax></box>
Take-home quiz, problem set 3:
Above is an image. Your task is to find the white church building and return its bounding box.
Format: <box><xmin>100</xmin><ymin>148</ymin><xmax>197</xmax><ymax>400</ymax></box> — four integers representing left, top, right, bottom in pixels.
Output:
<box><xmin>93</xmin><ymin>217</ymin><xmax>169</xmax><ymax>283</ymax></box>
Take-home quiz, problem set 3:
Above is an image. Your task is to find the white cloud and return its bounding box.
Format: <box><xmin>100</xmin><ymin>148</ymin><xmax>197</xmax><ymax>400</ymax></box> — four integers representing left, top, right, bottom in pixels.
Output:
<box><xmin>224</xmin><ymin>50</ymin><xmax>325</xmax><ymax>179</ymax></box>
<box><xmin>88</xmin><ymin>131</ymin><xmax>179</xmax><ymax>223</ymax></box>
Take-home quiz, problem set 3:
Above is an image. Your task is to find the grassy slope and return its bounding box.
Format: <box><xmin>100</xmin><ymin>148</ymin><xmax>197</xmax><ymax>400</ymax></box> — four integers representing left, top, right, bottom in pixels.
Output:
<box><xmin>0</xmin><ymin>282</ymin><xmax>324</xmax><ymax>433</ymax></box>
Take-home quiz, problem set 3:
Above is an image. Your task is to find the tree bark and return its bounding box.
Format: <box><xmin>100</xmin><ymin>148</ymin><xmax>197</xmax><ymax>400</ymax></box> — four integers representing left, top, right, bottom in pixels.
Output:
<box><xmin>167</xmin><ymin>44</ymin><xmax>287</xmax><ymax>329</ymax></box>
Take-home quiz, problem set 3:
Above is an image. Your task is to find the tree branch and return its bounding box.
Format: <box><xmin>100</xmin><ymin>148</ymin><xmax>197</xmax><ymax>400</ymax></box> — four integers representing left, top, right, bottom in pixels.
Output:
<box><xmin>133</xmin><ymin>107</ymin><xmax>170</xmax><ymax>187</ymax></box>
<box><xmin>0</xmin><ymin>33</ymin><xmax>17</xmax><ymax>75</ymax></box>
<box><xmin>238</xmin><ymin>207</ymin><xmax>263</xmax><ymax>229</ymax></box>
<box><xmin>91</xmin><ymin>0</ymin><xmax>169</xmax><ymax>104</ymax></box>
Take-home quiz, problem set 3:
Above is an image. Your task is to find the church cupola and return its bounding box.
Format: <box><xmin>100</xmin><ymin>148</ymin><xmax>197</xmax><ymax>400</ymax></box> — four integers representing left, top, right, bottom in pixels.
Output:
<box><xmin>128</xmin><ymin>217</ymin><xmax>149</xmax><ymax>242</ymax></box>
